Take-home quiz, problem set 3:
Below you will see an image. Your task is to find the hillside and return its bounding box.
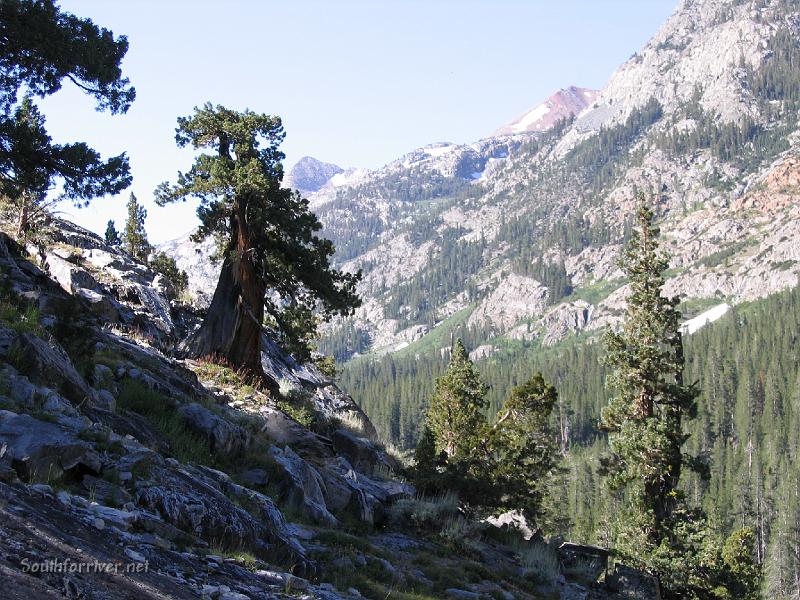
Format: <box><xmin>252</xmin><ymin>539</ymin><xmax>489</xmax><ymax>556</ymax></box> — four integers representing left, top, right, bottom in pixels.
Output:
<box><xmin>160</xmin><ymin>0</ymin><xmax>800</xmax><ymax>449</ymax></box>
<box><xmin>0</xmin><ymin>219</ymin><xmax>660</xmax><ymax>599</ymax></box>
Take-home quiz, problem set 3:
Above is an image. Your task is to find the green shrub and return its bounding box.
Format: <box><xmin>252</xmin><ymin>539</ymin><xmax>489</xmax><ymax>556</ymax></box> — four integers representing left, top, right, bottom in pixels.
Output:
<box><xmin>516</xmin><ymin>541</ymin><xmax>561</xmax><ymax>585</ymax></box>
<box><xmin>389</xmin><ymin>491</ymin><xmax>460</xmax><ymax>529</ymax></box>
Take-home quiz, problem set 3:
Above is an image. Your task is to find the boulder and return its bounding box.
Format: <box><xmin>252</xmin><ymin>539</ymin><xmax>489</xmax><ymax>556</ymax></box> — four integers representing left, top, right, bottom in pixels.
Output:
<box><xmin>319</xmin><ymin>459</ymin><xmax>382</xmax><ymax>525</ymax></box>
<box><xmin>134</xmin><ymin>462</ymin><xmax>309</xmax><ymax>572</ymax></box>
<box><xmin>88</xmin><ymin>407</ymin><xmax>170</xmax><ymax>454</ymax></box>
<box><xmin>445</xmin><ymin>589</ymin><xmax>480</xmax><ymax>600</ymax></box>
<box><xmin>485</xmin><ymin>510</ymin><xmax>535</xmax><ymax>540</ymax></box>
<box><xmin>81</xmin><ymin>474</ymin><xmax>133</xmax><ymax>507</ymax></box>
<box><xmin>75</xmin><ymin>288</ymin><xmax>121</xmax><ymax>322</ymax></box>
<box><xmin>0</xmin><ymin>366</ymin><xmax>36</xmax><ymax>408</ymax></box>
<box><xmin>559</xmin><ymin>542</ymin><xmax>608</xmax><ymax>584</ymax></box>
<box><xmin>12</xmin><ymin>332</ymin><xmax>94</xmax><ymax>404</ymax></box>
<box><xmin>268</xmin><ymin>445</ymin><xmax>338</xmax><ymax>526</ymax></box>
<box><xmin>95</xmin><ymin>389</ymin><xmax>116</xmax><ymax>411</ymax></box>
<box><xmin>39</xmin><ymin>389</ymin><xmax>79</xmax><ymax>416</ymax></box>
<box><xmin>606</xmin><ymin>564</ymin><xmax>662</xmax><ymax>599</ymax></box>
<box><xmin>331</xmin><ymin>429</ymin><xmax>396</xmax><ymax>476</ymax></box>
<box><xmin>135</xmin><ymin>464</ymin><xmax>270</xmax><ymax>547</ymax></box>
<box><xmin>0</xmin><ymin>326</ymin><xmax>17</xmax><ymax>357</ymax></box>
<box><xmin>237</xmin><ymin>468</ymin><xmax>269</xmax><ymax>488</ymax></box>
<box><xmin>177</xmin><ymin>403</ymin><xmax>251</xmax><ymax>456</ymax></box>
<box><xmin>0</xmin><ymin>410</ymin><xmax>100</xmax><ymax>482</ymax></box>
<box><xmin>194</xmin><ymin>465</ymin><xmax>308</xmax><ymax>567</ymax></box>
<box><xmin>255</xmin><ymin>405</ymin><xmax>331</xmax><ymax>459</ymax></box>
<box><xmin>45</xmin><ymin>253</ymin><xmax>100</xmax><ymax>294</ymax></box>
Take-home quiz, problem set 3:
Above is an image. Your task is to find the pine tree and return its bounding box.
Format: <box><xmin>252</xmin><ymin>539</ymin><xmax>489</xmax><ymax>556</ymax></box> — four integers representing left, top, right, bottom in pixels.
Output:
<box><xmin>411</xmin><ymin>425</ymin><xmax>442</xmax><ymax>494</ymax></box>
<box><xmin>155</xmin><ymin>104</ymin><xmax>360</xmax><ymax>376</ymax></box>
<box><xmin>426</xmin><ymin>338</ymin><xmax>488</xmax><ymax>459</ymax></box>
<box><xmin>0</xmin><ymin>1</ymin><xmax>134</xmax><ymax>235</ymax></box>
<box><xmin>105</xmin><ymin>219</ymin><xmax>121</xmax><ymax>246</ymax></box>
<box><xmin>600</xmin><ymin>198</ymin><xmax>699</xmax><ymax>543</ymax></box>
<box><xmin>489</xmin><ymin>373</ymin><xmax>559</xmax><ymax>523</ymax></box>
<box><xmin>122</xmin><ymin>193</ymin><xmax>150</xmax><ymax>262</ymax></box>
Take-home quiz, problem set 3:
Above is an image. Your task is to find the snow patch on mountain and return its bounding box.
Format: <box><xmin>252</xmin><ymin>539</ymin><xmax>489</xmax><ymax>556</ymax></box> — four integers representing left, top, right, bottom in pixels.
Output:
<box><xmin>494</xmin><ymin>86</ymin><xmax>600</xmax><ymax>137</ymax></box>
<box><xmin>680</xmin><ymin>303</ymin><xmax>731</xmax><ymax>335</ymax></box>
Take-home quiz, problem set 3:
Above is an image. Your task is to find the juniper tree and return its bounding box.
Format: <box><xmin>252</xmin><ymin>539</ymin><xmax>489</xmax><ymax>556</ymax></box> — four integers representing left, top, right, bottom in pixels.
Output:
<box><xmin>155</xmin><ymin>104</ymin><xmax>360</xmax><ymax>377</ymax></box>
<box><xmin>0</xmin><ymin>0</ymin><xmax>134</xmax><ymax>234</ymax></box>
<box><xmin>122</xmin><ymin>193</ymin><xmax>150</xmax><ymax>262</ymax></box>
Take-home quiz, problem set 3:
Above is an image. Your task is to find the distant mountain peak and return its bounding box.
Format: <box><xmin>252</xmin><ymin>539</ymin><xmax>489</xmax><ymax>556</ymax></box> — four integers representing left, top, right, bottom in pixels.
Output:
<box><xmin>493</xmin><ymin>86</ymin><xmax>600</xmax><ymax>137</ymax></box>
<box><xmin>285</xmin><ymin>156</ymin><xmax>344</xmax><ymax>194</ymax></box>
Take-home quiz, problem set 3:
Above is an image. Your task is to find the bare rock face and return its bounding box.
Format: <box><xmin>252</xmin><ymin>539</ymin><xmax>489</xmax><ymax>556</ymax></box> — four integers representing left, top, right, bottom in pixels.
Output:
<box><xmin>285</xmin><ymin>156</ymin><xmax>344</xmax><ymax>194</ymax></box>
<box><xmin>177</xmin><ymin>402</ymin><xmax>251</xmax><ymax>456</ymax></box>
<box><xmin>0</xmin><ymin>410</ymin><xmax>101</xmax><ymax>482</ymax></box>
<box><xmin>12</xmin><ymin>332</ymin><xmax>95</xmax><ymax>405</ymax></box>
<box><xmin>468</xmin><ymin>274</ymin><xmax>549</xmax><ymax>332</ymax></box>
<box><xmin>135</xmin><ymin>461</ymin><xmax>310</xmax><ymax>569</ymax></box>
<box><xmin>734</xmin><ymin>155</ymin><xmax>800</xmax><ymax>213</ymax></box>
<box><xmin>268</xmin><ymin>445</ymin><xmax>338</xmax><ymax>527</ymax></box>
<box><xmin>331</xmin><ymin>428</ymin><xmax>397</xmax><ymax>477</ymax></box>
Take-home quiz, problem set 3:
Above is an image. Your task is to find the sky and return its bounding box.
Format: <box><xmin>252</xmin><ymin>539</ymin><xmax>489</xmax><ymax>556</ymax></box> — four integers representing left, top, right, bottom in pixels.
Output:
<box><xmin>40</xmin><ymin>0</ymin><xmax>677</xmax><ymax>243</ymax></box>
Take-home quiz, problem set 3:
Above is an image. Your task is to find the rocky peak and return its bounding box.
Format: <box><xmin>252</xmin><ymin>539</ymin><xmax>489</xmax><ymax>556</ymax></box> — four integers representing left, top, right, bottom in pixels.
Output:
<box><xmin>284</xmin><ymin>156</ymin><xmax>344</xmax><ymax>194</ymax></box>
<box><xmin>560</xmin><ymin>0</ymin><xmax>792</xmax><ymax>149</ymax></box>
<box><xmin>493</xmin><ymin>85</ymin><xmax>600</xmax><ymax>137</ymax></box>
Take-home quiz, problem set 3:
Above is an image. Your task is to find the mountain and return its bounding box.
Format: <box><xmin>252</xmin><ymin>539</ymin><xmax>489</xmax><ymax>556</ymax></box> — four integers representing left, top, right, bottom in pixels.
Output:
<box><xmin>166</xmin><ymin>0</ymin><xmax>800</xmax><ymax>362</ymax></box>
<box><xmin>303</xmin><ymin>0</ymin><xmax>800</xmax><ymax>360</ymax></box>
<box><xmin>284</xmin><ymin>156</ymin><xmax>344</xmax><ymax>195</ymax></box>
<box><xmin>161</xmin><ymin>0</ymin><xmax>800</xmax><ymax>366</ymax></box>
<box><xmin>493</xmin><ymin>86</ymin><xmax>600</xmax><ymax>137</ymax></box>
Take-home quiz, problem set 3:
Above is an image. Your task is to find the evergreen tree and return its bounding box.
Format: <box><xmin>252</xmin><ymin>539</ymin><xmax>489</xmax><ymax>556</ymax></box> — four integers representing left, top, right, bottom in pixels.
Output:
<box><xmin>426</xmin><ymin>338</ymin><xmax>488</xmax><ymax>459</ymax></box>
<box><xmin>489</xmin><ymin>373</ymin><xmax>559</xmax><ymax>523</ymax></box>
<box><xmin>122</xmin><ymin>193</ymin><xmax>150</xmax><ymax>262</ymax></box>
<box><xmin>105</xmin><ymin>219</ymin><xmax>121</xmax><ymax>246</ymax></box>
<box><xmin>0</xmin><ymin>0</ymin><xmax>134</xmax><ymax>235</ymax></box>
<box><xmin>411</xmin><ymin>425</ymin><xmax>443</xmax><ymax>494</ymax></box>
<box><xmin>155</xmin><ymin>104</ymin><xmax>360</xmax><ymax>376</ymax></box>
<box><xmin>600</xmin><ymin>198</ymin><xmax>699</xmax><ymax>543</ymax></box>
<box><xmin>149</xmin><ymin>251</ymin><xmax>188</xmax><ymax>299</ymax></box>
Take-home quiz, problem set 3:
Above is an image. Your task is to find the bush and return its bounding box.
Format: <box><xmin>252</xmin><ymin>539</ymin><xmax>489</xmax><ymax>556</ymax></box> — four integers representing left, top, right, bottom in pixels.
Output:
<box><xmin>440</xmin><ymin>515</ymin><xmax>485</xmax><ymax>551</ymax></box>
<box><xmin>389</xmin><ymin>491</ymin><xmax>460</xmax><ymax>529</ymax></box>
<box><xmin>516</xmin><ymin>541</ymin><xmax>560</xmax><ymax>585</ymax></box>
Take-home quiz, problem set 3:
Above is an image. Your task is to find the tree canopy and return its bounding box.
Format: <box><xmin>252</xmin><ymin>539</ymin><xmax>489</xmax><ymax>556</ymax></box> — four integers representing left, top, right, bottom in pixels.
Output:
<box><xmin>0</xmin><ymin>0</ymin><xmax>134</xmax><ymax>233</ymax></box>
<box><xmin>600</xmin><ymin>199</ymin><xmax>699</xmax><ymax>541</ymax></box>
<box><xmin>426</xmin><ymin>338</ymin><xmax>488</xmax><ymax>459</ymax></box>
<box><xmin>122</xmin><ymin>193</ymin><xmax>150</xmax><ymax>262</ymax></box>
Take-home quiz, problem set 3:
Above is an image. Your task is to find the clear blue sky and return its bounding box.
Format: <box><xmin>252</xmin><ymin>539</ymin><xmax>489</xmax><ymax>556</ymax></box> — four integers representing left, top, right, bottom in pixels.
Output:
<box><xmin>40</xmin><ymin>0</ymin><xmax>677</xmax><ymax>243</ymax></box>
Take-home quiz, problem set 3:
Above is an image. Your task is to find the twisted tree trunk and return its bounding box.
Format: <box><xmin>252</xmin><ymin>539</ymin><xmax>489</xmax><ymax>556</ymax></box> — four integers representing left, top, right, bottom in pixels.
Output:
<box><xmin>182</xmin><ymin>194</ymin><xmax>267</xmax><ymax>379</ymax></box>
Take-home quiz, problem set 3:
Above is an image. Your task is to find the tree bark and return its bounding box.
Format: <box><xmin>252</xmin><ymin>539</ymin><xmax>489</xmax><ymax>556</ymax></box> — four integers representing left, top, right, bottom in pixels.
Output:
<box><xmin>16</xmin><ymin>201</ymin><xmax>28</xmax><ymax>237</ymax></box>
<box><xmin>182</xmin><ymin>194</ymin><xmax>266</xmax><ymax>378</ymax></box>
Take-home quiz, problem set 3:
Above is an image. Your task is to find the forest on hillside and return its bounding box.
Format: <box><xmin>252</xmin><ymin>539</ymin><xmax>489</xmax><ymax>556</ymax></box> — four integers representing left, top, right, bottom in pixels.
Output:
<box><xmin>341</xmin><ymin>281</ymin><xmax>800</xmax><ymax>596</ymax></box>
